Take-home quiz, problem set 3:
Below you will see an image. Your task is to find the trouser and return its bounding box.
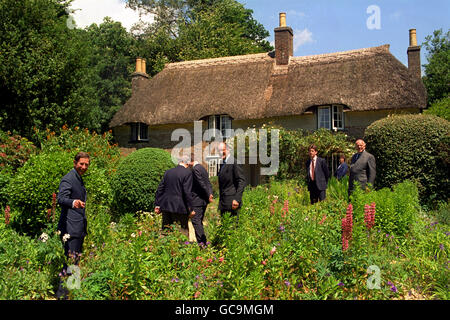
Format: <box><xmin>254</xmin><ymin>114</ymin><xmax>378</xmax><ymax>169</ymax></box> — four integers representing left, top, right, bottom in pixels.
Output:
<box><xmin>62</xmin><ymin>236</ymin><xmax>84</xmax><ymax>265</ymax></box>
<box><xmin>309</xmin><ymin>183</ymin><xmax>326</xmax><ymax>204</ymax></box>
<box><xmin>162</xmin><ymin>211</ymin><xmax>189</xmax><ymax>238</ymax></box>
<box><xmin>192</xmin><ymin>206</ymin><xmax>207</xmax><ymax>245</ymax></box>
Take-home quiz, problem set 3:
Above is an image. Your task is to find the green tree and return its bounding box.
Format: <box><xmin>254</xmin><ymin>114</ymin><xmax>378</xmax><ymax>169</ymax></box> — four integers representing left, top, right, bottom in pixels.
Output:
<box><xmin>0</xmin><ymin>0</ymin><xmax>93</xmax><ymax>139</ymax></box>
<box><xmin>128</xmin><ymin>0</ymin><xmax>272</xmax><ymax>75</ymax></box>
<box><xmin>81</xmin><ymin>18</ymin><xmax>138</xmax><ymax>132</ymax></box>
<box><xmin>422</xmin><ymin>29</ymin><xmax>450</xmax><ymax>105</ymax></box>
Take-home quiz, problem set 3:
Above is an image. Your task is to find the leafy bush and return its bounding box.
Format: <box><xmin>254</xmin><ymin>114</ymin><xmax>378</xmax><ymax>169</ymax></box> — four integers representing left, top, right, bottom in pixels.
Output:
<box><xmin>364</xmin><ymin>114</ymin><xmax>450</xmax><ymax>204</ymax></box>
<box><xmin>110</xmin><ymin>148</ymin><xmax>174</xmax><ymax>216</ymax></box>
<box><xmin>424</xmin><ymin>97</ymin><xmax>450</xmax><ymax>121</ymax></box>
<box><xmin>0</xmin><ymin>130</ymin><xmax>37</xmax><ymax>172</ymax></box>
<box><xmin>34</xmin><ymin>125</ymin><xmax>120</xmax><ymax>170</ymax></box>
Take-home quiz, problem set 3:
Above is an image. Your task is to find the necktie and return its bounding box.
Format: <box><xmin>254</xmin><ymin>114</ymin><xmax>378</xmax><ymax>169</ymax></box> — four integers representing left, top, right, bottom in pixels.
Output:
<box><xmin>219</xmin><ymin>159</ymin><xmax>226</xmax><ymax>173</ymax></box>
<box><xmin>311</xmin><ymin>159</ymin><xmax>315</xmax><ymax>181</ymax></box>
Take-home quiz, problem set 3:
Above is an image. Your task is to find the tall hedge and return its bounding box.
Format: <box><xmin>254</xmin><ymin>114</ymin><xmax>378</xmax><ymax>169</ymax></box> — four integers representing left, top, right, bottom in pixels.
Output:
<box><xmin>364</xmin><ymin>114</ymin><xmax>450</xmax><ymax>204</ymax></box>
<box><xmin>110</xmin><ymin>148</ymin><xmax>175</xmax><ymax>216</ymax></box>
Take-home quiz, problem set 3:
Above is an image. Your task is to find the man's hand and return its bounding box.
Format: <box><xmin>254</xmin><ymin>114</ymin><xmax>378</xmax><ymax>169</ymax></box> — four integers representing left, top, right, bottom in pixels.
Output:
<box><xmin>154</xmin><ymin>207</ymin><xmax>161</xmax><ymax>214</ymax></box>
<box><xmin>73</xmin><ymin>200</ymin><xmax>85</xmax><ymax>209</ymax></box>
<box><xmin>189</xmin><ymin>211</ymin><xmax>196</xmax><ymax>219</ymax></box>
<box><xmin>209</xmin><ymin>194</ymin><xmax>214</xmax><ymax>203</ymax></box>
<box><xmin>232</xmin><ymin>200</ymin><xmax>239</xmax><ymax>210</ymax></box>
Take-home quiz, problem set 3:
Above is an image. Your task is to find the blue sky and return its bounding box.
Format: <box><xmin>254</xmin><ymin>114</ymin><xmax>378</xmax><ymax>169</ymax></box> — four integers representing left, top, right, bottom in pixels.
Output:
<box><xmin>70</xmin><ymin>0</ymin><xmax>449</xmax><ymax>68</ymax></box>
<box><xmin>239</xmin><ymin>0</ymin><xmax>450</xmax><ymax>67</ymax></box>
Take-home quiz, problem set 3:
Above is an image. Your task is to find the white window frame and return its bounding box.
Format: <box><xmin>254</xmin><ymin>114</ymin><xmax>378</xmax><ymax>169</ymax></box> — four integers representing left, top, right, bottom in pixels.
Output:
<box><xmin>317</xmin><ymin>105</ymin><xmax>344</xmax><ymax>130</ymax></box>
<box><xmin>130</xmin><ymin>123</ymin><xmax>149</xmax><ymax>142</ymax></box>
<box><xmin>206</xmin><ymin>156</ymin><xmax>220</xmax><ymax>177</ymax></box>
<box><xmin>207</xmin><ymin>115</ymin><xmax>232</xmax><ymax>139</ymax></box>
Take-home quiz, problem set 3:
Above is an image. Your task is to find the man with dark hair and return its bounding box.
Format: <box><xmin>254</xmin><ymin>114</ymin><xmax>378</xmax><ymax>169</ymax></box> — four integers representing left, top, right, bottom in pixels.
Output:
<box><xmin>56</xmin><ymin>151</ymin><xmax>90</xmax><ymax>299</ymax></box>
<box><xmin>189</xmin><ymin>152</ymin><xmax>213</xmax><ymax>245</ymax></box>
<box><xmin>154</xmin><ymin>155</ymin><xmax>195</xmax><ymax>238</ymax></box>
<box><xmin>57</xmin><ymin>151</ymin><xmax>90</xmax><ymax>264</ymax></box>
<box><xmin>217</xmin><ymin>142</ymin><xmax>246</xmax><ymax>223</ymax></box>
<box><xmin>306</xmin><ymin>145</ymin><xmax>330</xmax><ymax>204</ymax></box>
<box><xmin>335</xmin><ymin>154</ymin><xmax>349</xmax><ymax>180</ymax></box>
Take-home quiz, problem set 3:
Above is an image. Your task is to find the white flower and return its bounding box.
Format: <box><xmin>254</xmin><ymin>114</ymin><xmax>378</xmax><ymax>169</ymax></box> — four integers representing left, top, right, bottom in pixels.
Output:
<box><xmin>56</xmin><ymin>230</ymin><xmax>61</xmax><ymax>236</ymax></box>
<box><xmin>131</xmin><ymin>233</ymin><xmax>136</xmax><ymax>238</ymax></box>
<box><xmin>62</xmin><ymin>233</ymin><xmax>71</xmax><ymax>243</ymax></box>
<box><xmin>110</xmin><ymin>222</ymin><xmax>117</xmax><ymax>229</ymax></box>
<box><xmin>39</xmin><ymin>232</ymin><xmax>49</xmax><ymax>243</ymax></box>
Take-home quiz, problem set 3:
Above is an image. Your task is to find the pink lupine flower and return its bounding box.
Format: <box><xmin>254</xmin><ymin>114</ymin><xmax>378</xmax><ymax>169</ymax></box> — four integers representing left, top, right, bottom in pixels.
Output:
<box><xmin>342</xmin><ymin>203</ymin><xmax>353</xmax><ymax>251</ymax></box>
<box><xmin>4</xmin><ymin>205</ymin><xmax>10</xmax><ymax>225</ymax></box>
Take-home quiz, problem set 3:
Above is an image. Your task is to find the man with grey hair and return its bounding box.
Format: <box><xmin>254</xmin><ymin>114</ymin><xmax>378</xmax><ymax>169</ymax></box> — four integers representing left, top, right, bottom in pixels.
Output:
<box><xmin>348</xmin><ymin>139</ymin><xmax>376</xmax><ymax>196</ymax></box>
<box><xmin>155</xmin><ymin>155</ymin><xmax>195</xmax><ymax>238</ymax></box>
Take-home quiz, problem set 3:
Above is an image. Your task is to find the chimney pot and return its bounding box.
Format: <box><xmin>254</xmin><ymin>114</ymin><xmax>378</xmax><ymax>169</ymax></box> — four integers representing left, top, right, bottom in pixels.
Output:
<box><xmin>141</xmin><ymin>58</ymin><xmax>146</xmax><ymax>74</ymax></box>
<box><xmin>409</xmin><ymin>29</ymin><xmax>418</xmax><ymax>46</ymax></box>
<box><xmin>279</xmin><ymin>12</ymin><xmax>286</xmax><ymax>27</ymax></box>
<box><xmin>135</xmin><ymin>57</ymin><xmax>142</xmax><ymax>73</ymax></box>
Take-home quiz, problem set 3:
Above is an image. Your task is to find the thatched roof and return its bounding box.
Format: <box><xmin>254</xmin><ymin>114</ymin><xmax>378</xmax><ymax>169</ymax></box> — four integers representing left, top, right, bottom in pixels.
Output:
<box><xmin>110</xmin><ymin>44</ymin><xmax>427</xmax><ymax>127</ymax></box>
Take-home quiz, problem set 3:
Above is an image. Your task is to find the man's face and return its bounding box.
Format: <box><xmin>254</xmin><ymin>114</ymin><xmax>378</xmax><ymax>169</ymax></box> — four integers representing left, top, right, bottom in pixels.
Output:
<box><xmin>355</xmin><ymin>140</ymin><xmax>366</xmax><ymax>153</ymax></box>
<box><xmin>74</xmin><ymin>157</ymin><xmax>90</xmax><ymax>176</ymax></box>
<box><xmin>219</xmin><ymin>143</ymin><xmax>228</xmax><ymax>160</ymax></box>
<box><xmin>308</xmin><ymin>148</ymin><xmax>318</xmax><ymax>159</ymax></box>
<box><xmin>340</xmin><ymin>157</ymin><xmax>345</xmax><ymax>164</ymax></box>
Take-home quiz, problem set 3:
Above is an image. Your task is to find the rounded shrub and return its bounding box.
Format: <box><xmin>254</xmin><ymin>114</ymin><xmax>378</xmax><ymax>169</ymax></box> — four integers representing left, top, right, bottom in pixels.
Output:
<box><xmin>110</xmin><ymin>148</ymin><xmax>174</xmax><ymax>216</ymax></box>
<box><xmin>364</xmin><ymin>114</ymin><xmax>450</xmax><ymax>204</ymax></box>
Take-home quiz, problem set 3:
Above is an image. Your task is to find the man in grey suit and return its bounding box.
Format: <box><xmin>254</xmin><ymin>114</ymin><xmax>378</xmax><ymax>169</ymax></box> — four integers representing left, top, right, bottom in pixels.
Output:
<box><xmin>348</xmin><ymin>139</ymin><xmax>376</xmax><ymax>196</ymax></box>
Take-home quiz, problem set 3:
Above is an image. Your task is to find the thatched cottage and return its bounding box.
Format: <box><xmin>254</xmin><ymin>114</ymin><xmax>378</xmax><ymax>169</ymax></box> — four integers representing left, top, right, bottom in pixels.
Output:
<box><xmin>110</xmin><ymin>13</ymin><xmax>427</xmax><ymax>185</ymax></box>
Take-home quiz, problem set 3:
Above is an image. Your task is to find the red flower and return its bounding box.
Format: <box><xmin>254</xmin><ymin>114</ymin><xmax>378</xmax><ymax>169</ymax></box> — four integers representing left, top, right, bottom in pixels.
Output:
<box><xmin>319</xmin><ymin>215</ymin><xmax>327</xmax><ymax>225</ymax></box>
<box><xmin>4</xmin><ymin>205</ymin><xmax>10</xmax><ymax>225</ymax></box>
<box><xmin>342</xmin><ymin>204</ymin><xmax>353</xmax><ymax>251</ymax></box>
<box><xmin>281</xmin><ymin>200</ymin><xmax>289</xmax><ymax>217</ymax></box>
<box><xmin>364</xmin><ymin>203</ymin><xmax>376</xmax><ymax>230</ymax></box>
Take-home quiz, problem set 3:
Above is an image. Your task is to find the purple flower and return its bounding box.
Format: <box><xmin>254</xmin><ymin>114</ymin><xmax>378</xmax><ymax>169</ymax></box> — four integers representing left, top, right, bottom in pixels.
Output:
<box><xmin>284</xmin><ymin>280</ymin><xmax>290</xmax><ymax>287</ymax></box>
<box><xmin>391</xmin><ymin>286</ymin><xmax>398</xmax><ymax>293</ymax></box>
<box><xmin>338</xmin><ymin>282</ymin><xmax>344</xmax><ymax>287</ymax></box>
<box><xmin>445</xmin><ymin>232</ymin><xmax>450</xmax><ymax>236</ymax></box>
<box><xmin>279</xmin><ymin>225</ymin><xmax>285</xmax><ymax>232</ymax></box>
<box><xmin>296</xmin><ymin>283</ymin><xmax>303</xmax><ymax>288</ymax></box>
<box><xmin>439</xmin><ymin>244</ymin><xmax>445</xmax><ymax>251</ymax></box>
<box><xmin>171</xmin><ymin>277</ymin><xmax>179</xmax><ymax>283</ymax></box>
<box><xmin>184</xmin><ymin>241</ymin><xmax>190</xmax><ymax>245</ymax></box>
<box><xmin>194</xmin><ymin>282</ymin><xmax>199</xmax><ymax>288</ymax></box>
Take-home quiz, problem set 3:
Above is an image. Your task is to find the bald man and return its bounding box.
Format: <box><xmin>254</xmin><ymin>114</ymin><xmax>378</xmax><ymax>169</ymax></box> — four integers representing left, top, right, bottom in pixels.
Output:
<box><xmin>348</xmin><ymin>139</ymin><xmax>376</xmax><ymax>196</ymax></box>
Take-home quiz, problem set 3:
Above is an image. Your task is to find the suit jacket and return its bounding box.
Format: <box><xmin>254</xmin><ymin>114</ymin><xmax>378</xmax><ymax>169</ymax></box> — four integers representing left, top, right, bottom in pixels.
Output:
<box><xmin>57</xmin><ymin>168</ymin><xmax>87</xmax><ymax>238</ymax></box>
<box><xmin>306</xmin><ymin>157</ymin><xmax>330</xmax><ymax>191</ymax></box>
<box><xmin>335</xmin><ymin>162</ymin><xmax>349</xmax><ymax>180</ymax></box>
<box><xmin>191</xmin><ymin>163</ymin><xmax>213</xmax><ymax>207</ymax></box>
<box><xmin>349</xmin><ymin>150</ymin><xmax>376</xmax><ymax>192</ymax></box>
<box><xmin>218</xmin><ymin>157</ymin><xmax>246</xmax><ymax>211</ymax></box>
<box><xmin>155</xmin><ymin>165</ymin><xmax>194</xmax><ymax>214</ymax></box>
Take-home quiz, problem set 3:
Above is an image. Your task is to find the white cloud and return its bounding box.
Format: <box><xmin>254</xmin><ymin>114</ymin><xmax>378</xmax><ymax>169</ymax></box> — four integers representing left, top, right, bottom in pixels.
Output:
<box><xmin>293</xmin><ymin>28</ymin><xmax>314</xmax><ymax>52</ymax></box>
<box><xmin>69</xmin><ymin>0</ymin><xmax>154</xmax><ymax>31</ymax></box>
<box><xmin>287</xmin><ymin>10</ymin><xmax>306</xmax><ymax>19</ymax></box>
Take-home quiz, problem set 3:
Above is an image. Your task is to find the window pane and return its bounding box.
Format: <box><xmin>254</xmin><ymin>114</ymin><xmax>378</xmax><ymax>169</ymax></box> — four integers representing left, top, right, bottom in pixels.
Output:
<box><xmin>130</xmin><ymin>123</ymin><xmax>138</xmax><ymax>141</ymax></box>
<box><xmin>332</xmin><ymin>105</ymin><xmax>343</xmax><ymax>129</ymax></box>
<box><xmin>318</xmin><ymin>107</ymin><xmax>330</xmax><ymax>129</ymax></box>
<box><xmin>221</xmin><ymin>115</ymin><xmax>232</xmax><ymax>137</ymax></box>
<box><xmin>140</xmin><ymin>123</ymin><xmax>148</xmax><ymax>140</ymax></box>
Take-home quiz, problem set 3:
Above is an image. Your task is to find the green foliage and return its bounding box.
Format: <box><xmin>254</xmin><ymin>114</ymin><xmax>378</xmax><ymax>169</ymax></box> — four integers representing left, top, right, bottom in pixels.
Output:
<box><xmin>7</xmin><ymin>151</ymin><xmax>73</xmax><ymax>235</ymax></box>
<box><xmin>0</xmin><ymin>0</ymin><xmax>94</xmax><ymax>138</ymax></box>
<box><xmin>0</xmin><ymin>130</ymin><xmax>37</xmax><ymax>173</ymax></box>
<box><xmin>34</xmin><ymin>125</ymin><xmax>120</xmax><ymax>170</ymax></box>
<box><xmin>364</xmin><ymin>114</ymin><xmax>450</xmax><ymax>204</ymax></box>
<box><xmin>422</xmin><ymin>29</ymin><xmax>450</xmax><ymax>105</ymax></box>
<box><xmin>424</xmin><ymin>97</ymin><xmax>450</xmax><ymax>121</ymax></box>
<box><xmin>110</xmin><ymin>148</ymin><xmax>175</xmax><ymax>216</ymax></box>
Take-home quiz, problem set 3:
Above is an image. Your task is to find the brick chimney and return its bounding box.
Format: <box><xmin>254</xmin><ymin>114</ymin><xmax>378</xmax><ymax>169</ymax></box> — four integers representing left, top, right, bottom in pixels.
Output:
<box><xmin>274</xmin><ymin>13</ymin><xmax>293</xmax><ymax>65</ymax></box>
<box><xmin>407</xmin><ymin>29</ymin><xmax>421</xmax><ymax>79</ymax></box>
<box><xmin>132</xmin><ymin>57</ymin><xmax>148</xmax><ymax>92</ymax></box>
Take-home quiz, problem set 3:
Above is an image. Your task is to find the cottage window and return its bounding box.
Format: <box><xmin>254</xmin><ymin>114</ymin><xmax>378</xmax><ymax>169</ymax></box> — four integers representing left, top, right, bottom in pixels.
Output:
<box><xmin>207</xmin><ymin>158</ymin><xmax>219</xmax><ymax>177</ymax></box>
<box><xmin>317</xmin><ymin>105</ymin><xmax>344</xmax><ymax>130</ymax></box>
<box><xmin>130</xmin><ymin>123</ymin><xmax>148</xmax><ymax>142</ymax></box>
<box><xmin>207</xmin><ymin>115</ymin><xmax>232</xmax><ymax>138</ymax></box>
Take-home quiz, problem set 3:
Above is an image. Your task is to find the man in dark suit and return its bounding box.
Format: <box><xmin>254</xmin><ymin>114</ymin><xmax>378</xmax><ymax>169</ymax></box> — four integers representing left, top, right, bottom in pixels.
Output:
<box><xmin>306</xmin><ymin>144</ymin><xmax>330</xmax><ymax>204</ymax></box>
<box><xmin>155</xmin><ymin>156</ymin><xmax>195</xmax><ymax>238</ymax></box>
<box><xmin>217</xmin><ymin>142</ymin><xmax>246</xmax><ymax>222</ymax></box>
<box><xmin>348</xmin><ymin>139</ymin><xmax>376</xmax><ymax>196</ymax></box>
<box><xmin>57</xmin><ymin>151</ymin><xmax>90</xmax><ymax>264</ymax></box>
<box><xmin>189</xmin><ymin>153</ymin><xmax>213</xmax><ymax>245</ymax></box>
<box><xmin>334</xmin><ymin>155</ymin><xmax>349</xmax><ymax>180</ymax></box>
